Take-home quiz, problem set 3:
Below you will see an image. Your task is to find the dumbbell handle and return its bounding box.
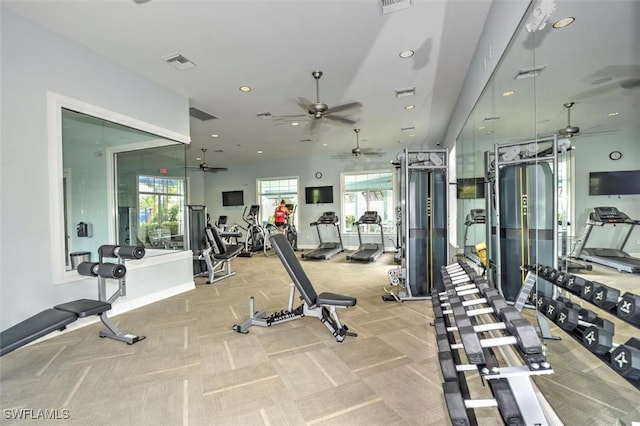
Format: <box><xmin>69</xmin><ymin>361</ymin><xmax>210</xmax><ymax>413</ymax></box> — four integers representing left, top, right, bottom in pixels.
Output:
<box><xmin>441</xmin><ymin>298</ymin><xmax>487</xmax><ymax>308</ymax></box>
<box><xmin>439</xmin><ymin>283</ymin><xmax>477</xmax><ymax>294</ymax></box>
<box><xmin>443</xmin><ymin>306</ymin><xmax>495</xmax><ymax>317</ymax></box>
<box><xmin>451</xmin><ymin>335</ymin><xmax>518</xmax><ymax>350</ymax></box>
<box><xmin>447</xmin><ymin>322</ymin><xmax>507</xmax><ymax>333</ymax></box>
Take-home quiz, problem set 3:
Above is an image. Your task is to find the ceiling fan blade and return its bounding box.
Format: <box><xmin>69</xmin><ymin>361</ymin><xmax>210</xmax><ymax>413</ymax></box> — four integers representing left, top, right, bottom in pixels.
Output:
<box><xmin>324</xmin><ymin>114</ymin><xmax>357</xmax><ymax>125</ymax></box>
<box><xmin>326</xmin><ymin>101</ymin><xmax>362</xmax><ymax>114</ymax></box>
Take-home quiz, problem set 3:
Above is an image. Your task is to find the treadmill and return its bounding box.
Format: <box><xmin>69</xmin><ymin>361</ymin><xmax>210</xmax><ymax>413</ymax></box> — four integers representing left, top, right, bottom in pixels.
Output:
<box><xmin>301</xmin><ymin>212</ymin><xmax>344</xmax><ymax>260</ymax></box>
<box><xmin>463</xmin><ymin>209</ymin><xmax>486</xmax><ymax>266</ymax></box>
<box><xmin>575</xmin><ymin>206</ymin><xmax>640</xmax><ymax>273</ymax></box>
<box><xmin>347</xmin><ymin>211</ymin><xmax>384</xmax><ymax>262</ymax></box>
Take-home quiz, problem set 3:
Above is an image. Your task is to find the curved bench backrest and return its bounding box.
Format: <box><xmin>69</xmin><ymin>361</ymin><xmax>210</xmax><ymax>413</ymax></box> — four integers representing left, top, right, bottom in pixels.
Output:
<box><xmin>270</xmin><ymin>234</ymin><xmax>318</xmax><ymax>307</ymax></box>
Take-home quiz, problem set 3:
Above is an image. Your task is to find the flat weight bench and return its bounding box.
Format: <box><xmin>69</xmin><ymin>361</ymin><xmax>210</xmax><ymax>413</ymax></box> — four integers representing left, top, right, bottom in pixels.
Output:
<box><xmin>0</xmin><ymin>299</ymin><xmax>111</xmax><ymax>357</ymax></box>
<box><xmin>233</xmin><ymin>233</ymin><xmax>357</xmax><ymax>342</ymax></box>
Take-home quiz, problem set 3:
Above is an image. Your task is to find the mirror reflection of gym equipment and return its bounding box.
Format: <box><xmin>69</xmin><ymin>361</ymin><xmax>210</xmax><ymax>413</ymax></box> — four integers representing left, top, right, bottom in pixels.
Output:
<box><xmin>347</xmin><ymin>211</ymin><xmax>385</xmax><ymax>263</ymax></box>
<box><xmin>575</xmin><ymin>206</ymin><xmax>640</xmax><ymax>273</ymax></box>
<box><xmin>485</xmin><ymin>137</ymin><xmax>559</xmax><ymax>303</ymax></box>
<box><xmin>385</xmin><ymin>149</ymin><xmax>448</xmax><ymax>301</ymax></box>
<box><xmin>463</xmin><ymin>209</ymin><xmax>487</xmax><ymax>267</ymax></box>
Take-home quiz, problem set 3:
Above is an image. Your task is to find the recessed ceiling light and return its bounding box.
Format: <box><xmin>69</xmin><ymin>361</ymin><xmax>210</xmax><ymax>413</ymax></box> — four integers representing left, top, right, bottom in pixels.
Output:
<box><xmin>322</xmin><ymin>143</ymin><xmax>328</xmax><ymax>147</ymax></box>
<box><xmin>195</xmin><ymin>157</ymin><xmax>201</xmax><ymax>161</ymax></box>
<box><xmin>608</xmin><ymin>112</ymin><xmax>620</xmax><ymax>117</ymax></box>
<box><xmin>239</xmin><ymin>86</ymin><xmax>251</xmax><ymax>92</ymax></box>
<box><xmin>257</xmin><ymin>150</ymin><xmax>263</xmax><ymax>154</ymax></box>
<box><xmin>477</xmin><ymin>125</ymin><xmax>486</xmax><ymax>130</ymax></box>
<box><xmin>291</xmin><ymin>122</ymin><xmax>299</xmax><ymax>126</ymax></box>
<box><xmin>404</xmin><ymin>105</ymin><xmax>415</xmax><ymax>110</ymax></box>
<box><xmin>502</xmin><ymin>90</ymin><xmax>515</xmax><ymax>96</ymax></box>
<box><xmin>408</xmin><ymin>134</ymin><xmax>415</xmax><ymax>138</ymax></box>
<box><xmin>211</xmin><ymin>134</ymin><xmax>219</xmax><ymax>138</ymax></box>
<box><xmin>399</xmin><ymin>50</ymin><xmax>414</xmax><ymax>58</ymax></box>
<box><xmin>553</xmin><ymin>17</ymin><xmax>575</xmax><ymax>29</ymax></box>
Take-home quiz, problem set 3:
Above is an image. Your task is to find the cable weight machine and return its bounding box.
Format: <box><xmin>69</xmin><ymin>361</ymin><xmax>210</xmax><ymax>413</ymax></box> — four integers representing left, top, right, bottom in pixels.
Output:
<box><xmin>384</xmin><ymin>149</ymin><xmax>449</xmax><ymax>301</ymax></box>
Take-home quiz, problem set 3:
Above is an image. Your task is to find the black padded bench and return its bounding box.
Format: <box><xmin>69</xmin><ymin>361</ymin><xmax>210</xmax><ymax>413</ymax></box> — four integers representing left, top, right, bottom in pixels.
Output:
<box><xmin>0</xmin><ymin>299</ymin><xmax>111</xmax><ymax>356</ymax></box>
<box><xmin>233</xmin><ymin>233</ymin><xmax>357</xmax><ymax>342</ymax></box>
<box><xmin>199</xmin><ymin>226</ymin><xmax>244</xmax><ymax>284</ymax></box>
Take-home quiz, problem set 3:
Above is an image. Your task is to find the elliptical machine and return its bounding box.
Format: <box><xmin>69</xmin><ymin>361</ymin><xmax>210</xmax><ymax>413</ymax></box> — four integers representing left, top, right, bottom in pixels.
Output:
<box><xmin>284</xmin><ymin>203</ymin><xmax>298</xmax><ymax>250</ymax></box>
<box><xmin>238</xmin><ymin>205</ymin><xmax>266</xmax><ymax>257</ymax></box>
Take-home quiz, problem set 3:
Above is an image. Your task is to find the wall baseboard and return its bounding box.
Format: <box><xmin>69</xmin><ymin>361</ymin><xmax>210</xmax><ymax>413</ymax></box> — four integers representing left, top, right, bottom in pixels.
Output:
<box><xmin>19</xmin><ymin>280</ymin><xmax>196</xmax><ymax>349</ymax></box>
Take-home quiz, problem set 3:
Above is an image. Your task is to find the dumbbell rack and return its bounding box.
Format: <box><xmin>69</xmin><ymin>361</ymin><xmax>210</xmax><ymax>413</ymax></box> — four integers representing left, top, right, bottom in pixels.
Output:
<box><xmin>530</xmin><ymin>264</ymin><xmax>640</xmax><ymax>389</ymax></box>
<box><xmin>434</xmin><ymin>262</ymin><xmax>556</xmax><ymax>425</ymax></box>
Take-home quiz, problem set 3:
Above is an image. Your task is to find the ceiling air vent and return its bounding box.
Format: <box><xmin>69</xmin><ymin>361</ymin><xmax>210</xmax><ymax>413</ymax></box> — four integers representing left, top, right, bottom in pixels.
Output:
<box><xmin>256</xmin><ymin>112</ymin><xmax>273</xmax><ymax>119</ymax></box>
<box><xmin>380</xmin><ymin>0</ymin><xmax>412</xmax><ymax>14</ymax></box>
<box><xmin>395</xmin><ymin>87</ymin><xmax>416</xmax><ymax>98</ymax></box>
<box><xmin>514</xmin><ymin>65</ymin><xmax>547</xmax><ymax>80</ymax></box>
<box><xmin>189</xmin><ymin>107</ymin><xmax>217</xmax><ymax>121</ymax></box>
<box><xmin>162</xmin><ymin>53</ymin><xmax>196</xmax><ymax>71</ymax></box>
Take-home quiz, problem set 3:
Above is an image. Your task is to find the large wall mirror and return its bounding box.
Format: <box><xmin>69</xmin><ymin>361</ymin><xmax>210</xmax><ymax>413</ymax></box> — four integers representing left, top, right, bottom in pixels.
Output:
<box><xmin>456</xmin><ymin>0</ymin><xmax>639</xmax><ymax>264</ymax></box>
<box><xmin>455</xmin><ymin>1</ymin><xmax>639</xmax><ymax>422</ymax></box>
<box><xmin>58</xmin><ymin>106</ymin><xmax>187</xmax><ymax>276</ymax></box>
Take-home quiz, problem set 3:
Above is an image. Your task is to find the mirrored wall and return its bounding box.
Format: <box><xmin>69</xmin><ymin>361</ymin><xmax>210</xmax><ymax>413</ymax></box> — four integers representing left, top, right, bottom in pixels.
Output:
<box><xmin>62</xmin><ymin>109</ymin><xmax>186</xmax><ymax>270</ymax></box>
<box><xmin>455</xmin><ymin>1</ymin><xmax>639</xmax><ymax>422</ymax></box>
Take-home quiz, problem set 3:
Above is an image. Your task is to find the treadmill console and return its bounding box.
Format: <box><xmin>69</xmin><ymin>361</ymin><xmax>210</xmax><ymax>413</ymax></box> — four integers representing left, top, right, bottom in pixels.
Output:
<box><xmin>591</xmin><ymin>206</ymin><xmax>629</xmax><ymax>223</ymax></box>
<box><xmin>317</xmin><ymin>212</ymin><xmax>338</xmax><ymax>224</ymax></box>
<box><xmin>469</xmin><ymin>209</ymin><xmax>486</xmax><ymax>223</ymax></box>
<box><xmin>358</xmin><ymin>211</ymin><xmax>381</xmax><ymax>224</ymax></box>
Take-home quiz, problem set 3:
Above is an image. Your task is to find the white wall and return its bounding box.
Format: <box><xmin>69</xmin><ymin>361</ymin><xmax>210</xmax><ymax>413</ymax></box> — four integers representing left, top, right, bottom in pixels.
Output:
<box><xmin>0</xmin><ymin>8</ymin><xmax>191</xmax><ymax>330</ymax></box>
<box><xmin>202</xmin><ymin>155</ymin><xmax>396</xmax><ymax>250</ymax></box>
<box><xmin>573</xmin><ymin>127</ymin><xmax>640</xmax><ymax>254</ymax></box>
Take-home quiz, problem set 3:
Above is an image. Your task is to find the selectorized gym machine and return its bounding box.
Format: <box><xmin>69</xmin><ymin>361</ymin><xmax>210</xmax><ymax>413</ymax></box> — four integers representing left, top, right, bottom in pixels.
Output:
<box><xmin>485</xmin><ymin>137</ymin><xmax>559</xmax><ymax>303</ymax></box>
<box><xmin>301</xmin><ymin>211</ymin><xmax>344</xmax><ymax>260</ymax></box>
<box><xmin>463</xmin><ymin>209</ymin><xmax>486</xmax><ymax>267</ymax></box>
<box><xmin>575</xmin><ymin>206</ymin><xmax>640</xmax><ymax>273</ymax></box>
<box><xmin>385</xmin><ymin>149</ymin><xmax>449</xmax><ymax>301</ymax></box>
<box><xmin>347</xmin><ymin>211</ymin><xmax>385</xmax><ymax>262</ymax></box>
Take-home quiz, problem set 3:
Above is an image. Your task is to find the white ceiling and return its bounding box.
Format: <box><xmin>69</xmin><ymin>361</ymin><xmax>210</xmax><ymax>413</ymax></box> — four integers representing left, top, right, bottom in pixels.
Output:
<box><xmin>6</xmin><ymin>0</ymin><xmax>638</xmax><ymax>170</ymax></box>
<box><xmin>4</xmin><ymin>0</ymin><xmax>493</xmax><ymax>167</ymax></box>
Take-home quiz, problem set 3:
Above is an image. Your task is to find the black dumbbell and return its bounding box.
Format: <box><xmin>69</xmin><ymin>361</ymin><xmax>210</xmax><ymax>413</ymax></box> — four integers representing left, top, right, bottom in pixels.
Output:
<box><xmin>611</xmin><ymin>338</ymin><xmax>640</xmax><ymax>380</ymax></box>
<box><xmin>592</xmin><ymin>282</ymin><xmax>621</xmax><ymax>311</ymax></box>
<box><xmin>617</xmin><ymin>292</ymin><xmax>640</xmax><ymax>325</ymax></box>
<box><xmin>556</xmin><ymin>307</ymin><xmax>600</xmax><ymax>331</ymax></box>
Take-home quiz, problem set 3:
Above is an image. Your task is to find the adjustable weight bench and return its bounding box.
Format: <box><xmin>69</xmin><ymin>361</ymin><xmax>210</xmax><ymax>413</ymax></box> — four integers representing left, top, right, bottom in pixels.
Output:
<box><xmin>233</xmin><ymin>233</ymin><xmax>357</xmax><ymax>342</ymax></box>
<box><xmin>0</xmin><ymin>299</ymin><xmax>111</xmax><ymax>357</ymax></box>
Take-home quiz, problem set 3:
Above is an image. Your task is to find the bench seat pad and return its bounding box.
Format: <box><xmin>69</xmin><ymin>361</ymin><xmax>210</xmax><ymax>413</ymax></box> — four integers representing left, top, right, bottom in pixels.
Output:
<box><xmin>54</xmin><ymin>299</ymin><xmax>111</xmax><ymax>318</ymax></box>
<box><xmin>0</xmin><ymin>309</ymin><xmax>77</xmax><ymax>356</ymax></box>
<box><xmin>317</xmin><ymin>292</ymin><xmax>357</xmax><ymax>307</ymax></box>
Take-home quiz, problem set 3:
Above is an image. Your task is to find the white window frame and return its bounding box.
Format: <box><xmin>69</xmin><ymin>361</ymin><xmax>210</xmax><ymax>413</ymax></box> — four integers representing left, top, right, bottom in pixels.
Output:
<box><xmin>256</xmin><ymin>176</ymin><xmax>300</xmax><ymax>226</ymax></box>
<box><xmin>340</xmin><ymin>169</ymin><xmax>395</xmax><ymax>235</ymax></box>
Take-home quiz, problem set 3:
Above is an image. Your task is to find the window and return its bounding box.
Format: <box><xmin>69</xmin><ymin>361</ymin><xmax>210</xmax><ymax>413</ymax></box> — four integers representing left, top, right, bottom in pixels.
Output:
<box><xmin>342</xmin><ymin>172</ymin><xmax>394</xmax><ymax>234</ymax></box>
<box><xmin>137</xmin><ymin>175</ymin><xmax>186</xmax><ymax>249</ymax></box>
<box><xmin>257</xmin><ymin>177</ymin><xmax>299</xmax><ymax>225</ymax></box>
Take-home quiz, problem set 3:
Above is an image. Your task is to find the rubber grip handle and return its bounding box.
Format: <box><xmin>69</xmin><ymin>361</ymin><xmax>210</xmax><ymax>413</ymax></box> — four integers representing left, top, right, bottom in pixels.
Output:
<box><xmin>96</xmin><ymin>262</ymin><xmax>127</xmax><ymax>279</ymax></box>
<box><xmin>77</xmin><ymin>262</ymin><xmax>99</xmax><ymax>277</ymax></box>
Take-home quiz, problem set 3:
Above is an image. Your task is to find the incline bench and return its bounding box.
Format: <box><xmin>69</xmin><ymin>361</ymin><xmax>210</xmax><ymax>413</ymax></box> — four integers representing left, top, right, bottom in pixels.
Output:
<box><xmin>1</xmin><ymin>299</ymin><xmax>111</xmax><ymax>357</ymax></box>
<box><xmin>233</xmin><ymin>233</ymin><xmax>357</xmax><ymax>342</ymax></box>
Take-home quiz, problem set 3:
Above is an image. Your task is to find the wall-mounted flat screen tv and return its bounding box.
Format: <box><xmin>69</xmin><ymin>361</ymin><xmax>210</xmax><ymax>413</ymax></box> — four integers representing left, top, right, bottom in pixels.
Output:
<box><xmin>457</xmin><ymin>178</ymin><xmax>485</xmax><ymax>199</ymax></box>
<box><xmin>305</xmin><ymin>185</ymin><xmax>334</xmax><ymax>204</ymax></box>
<box><xmin>222</xmin><ymin>190</ymin><xmax>244</xmax><ymax>206</ymax></box>
<box><xmin>589</xmin><ymin>170</ymin><xmax>640</xmax><ymax>195</ymax></box>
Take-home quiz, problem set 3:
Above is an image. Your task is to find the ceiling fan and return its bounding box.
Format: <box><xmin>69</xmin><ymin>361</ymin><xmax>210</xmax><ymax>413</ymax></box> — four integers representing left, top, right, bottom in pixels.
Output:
<box><xmin>556</xmin><ymin>101</ymin><xmax>618</xmax><ymax>140</ymax></box>
<box><xmin>332</xmin><ymin>129</ymin><xmax>384</xmax><ymax>159</ymax></box>
<box><xmin>190</xmin><ymin>148</ymin><xmax>228</xmax><ymax>173</ymax></box>
<box><xmin>284</xmin><ymin>71</ymin><xmax>362</xmax><ymax>132</ymax></box>
<box><xmin>558</xmin><ymin>102</ymin><xmax>580</xmax><ymax>138</ymax></box>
